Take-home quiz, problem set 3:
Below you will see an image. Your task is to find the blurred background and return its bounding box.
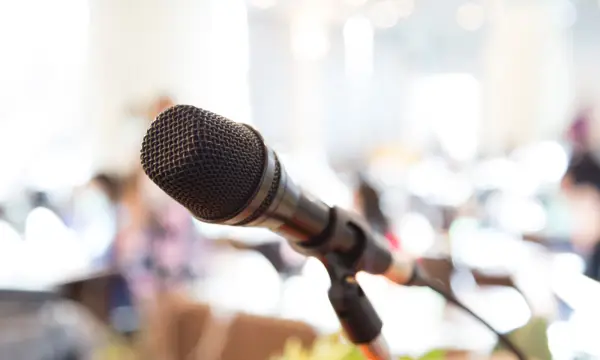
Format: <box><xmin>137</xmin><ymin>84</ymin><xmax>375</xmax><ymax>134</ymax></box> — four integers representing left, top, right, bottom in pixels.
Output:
<box><xmin>2</xmin><ymin>0</ymin><xmax>600</xmax><ymax>358</ymax></box>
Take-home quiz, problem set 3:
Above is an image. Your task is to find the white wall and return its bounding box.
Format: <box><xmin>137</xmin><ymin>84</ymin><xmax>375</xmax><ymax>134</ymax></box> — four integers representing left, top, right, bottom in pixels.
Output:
<box><xmin>87</xmin><ymin>0</ymin><xmax>251</xmax><ymax>174</ymax></box>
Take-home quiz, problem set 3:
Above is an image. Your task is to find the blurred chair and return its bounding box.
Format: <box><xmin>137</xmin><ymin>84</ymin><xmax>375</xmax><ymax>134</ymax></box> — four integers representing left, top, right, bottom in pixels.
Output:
<box><xmin>57</xmin><ymin>269</ymin><xmax>142</xmax><ymax>342</ymax></box>
<box><xmin>59</xmin><ymin>270</ymin><xmax>114</xmax><ymax>325</ymax></box>
<box><xmin>221</xmin><ymin>313</ymin><xmax>317</xmax><ymax>360</ymax></box>
<box><xmin>58</xmin><ymin>270</ymin><xmax>124</xmax><ymax>327</ymax></box>
<box><xmin>166</xmin><ymin>297</ymin><xmax>317</xmax><ymax>360</ymax></box>
<box><xmin>176</xmin><ymin>306</ymin><xmax>317</xmax><ymax>360</ymax></box>
<box><xmin>419</xmin><ymin>256</ymin><xmax>454</xmax><ymax>294</ymax></box>
<box><xmin>0</xmin><ymin>289</ymin><xmax>104</xmax><ymax>359</ymax></box>
<box><xmin>419</xmin><ymin>256</ymin><xmax>530</xmax><ymax>303</ymax></box>
<box><xmin>174</xmin><ymin>302</ymin><xmax>212</xmax><ymax>359</ymax></box>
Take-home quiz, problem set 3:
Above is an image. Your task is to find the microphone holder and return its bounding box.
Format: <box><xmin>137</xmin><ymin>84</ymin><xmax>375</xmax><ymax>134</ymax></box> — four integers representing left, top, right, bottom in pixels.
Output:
<box><xmin>324</xmin><ymin>253</ymin><xmax>392</xmax><ymax>360</ymax></box>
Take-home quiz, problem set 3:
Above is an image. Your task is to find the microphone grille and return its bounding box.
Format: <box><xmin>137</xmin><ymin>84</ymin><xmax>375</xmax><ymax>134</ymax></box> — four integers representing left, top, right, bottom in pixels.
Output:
<box><xmin>140</xmin><ymin>105</ymin><xmax>266</xmax><ymax>221</ymax></box>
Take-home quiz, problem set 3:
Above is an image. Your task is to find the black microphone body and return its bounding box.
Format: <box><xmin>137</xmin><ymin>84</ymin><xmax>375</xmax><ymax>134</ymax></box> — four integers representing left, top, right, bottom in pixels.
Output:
<box><xmin>140</xmin><ymin>105</ymin><xmax>415</xmax><ymax>283</ymax></box>
<box><xmin>139</xmin><ymin>105</ymin><xmax>528</xmax><ymax>360</ymax></box>
<box><xmin>140</xmin><ymin>105</ymin><xmax>417</xmax><ymax>358</ymax></box>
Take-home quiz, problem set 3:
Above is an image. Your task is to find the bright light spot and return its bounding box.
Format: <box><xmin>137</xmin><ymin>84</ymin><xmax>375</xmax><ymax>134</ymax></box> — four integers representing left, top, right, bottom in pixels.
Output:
<box><xmin>383</xmin><ymin>286</ymin><xmax>446</xmax><ymax>355</ymax></box>
<box><xmin>455</xmin><ymin>286</ymin><xmax>531</xmax><ymax>333</ymax></box>
<box><xmin>456</xmin><ymin>2</ymin><xmax>485</xmax><ymax>31</ymax></box>
<box><xmin>248</xmin><ymin>0</ymin><xmax>277</xmax><ymax>9</ymax></box>
<box><xmin>473</xmin><ymin>157</ymin><xmax>518</xmax><ymax>190</ymax></box>
<box><xmin>409</xmin><ymin>74</ymin><xmax>480</xmax><ymax>162</ymax></box>
<box><xmin>345</xmin><ymin>0</ymin><xmax>368</xmax><ymax>7</ymax></box>
<box><xmin>451</xmin><ymin>226</ymin><xmax>525</xmax><ymax>270</ymax></box>
<box><xmin>368</xmin><ymin>0</ymin><xmax>414</xmax><ymax>29</ymax></box>
<box><xmin>301</xmin><ymin>257</ymin><xmax>331</xmax><ymax>289</ymax></box>
<box><xmin>291</xmin><ymin>15</ymin><xmax>330</xmax><ymax>61</ymax></box>
<box><xmin>508</xmin><ymin>172</ymin><xmax>541</xmax><ymax>197</ymax></box>
<box><xmin>356</xmin><ymin>272</ymin><xmax>392</xmax><ymax>315</ymax></box>
<box><xmin>343</xmin><ymin>16</ymin><xmax>374</xmax><ymax>79</ymax></box>
<box><xmin>201</xmin><ymin>251</ymin><xmax>281</xmax><ymax>315</ymax></box>
<box><xmin>552</xmin><ymin>252</ymin><xmax>585</xmax><ymax>275</ymax></box>
<box><xmin>449</xmin><ymin>216</ymin><xmax>479</xmax><ymax>242</ymax></box>
<box><xmin>512</xmin><ymin>141</ymin><xmax>568</xmax><ymax>184</ymax></box>
<box><xmin>406</xmin><ymin>158</ymin><xmax>449</xmax><ymax>198</ymax></box>
<box><xmin>406</xmin><ymin>158</ymin><xmax>473</xmax><ymax>206</ymax></box>
<box><xmin>280</xmin><ymin>275</ymin><xmax>339</xmax><ymax>333</ymax></box>
<box><xmin>397</xmin><ymin>213</ymin><xmax>435</xmax><ymax>256</ymax></box>
<box><xmin>567</xmin><ymin>310</ymin><xmax>600</xmax><ymax>355</ymax></box>
<box><xmin>556</xmin><ymin>1</ymin><xmax>577</xmax><ymax>28</ymax></box>
<box><xmin>547</xmin><ymin>295</ymin><xmax>600</xmax><ymax>355</ymax></box>
<box><xmin>368</xmin><ymin>157</ymin><xmax>409</xmax><ymax>188</ymax></box>
<box><xmin>552</xmin><ymin>266</ymin><xmax>600</xmax><ymax>314</ymax></box>
<box><xmin>25</xmin><ymin>208</ymin><xmax>70</xmax><ymax>244</ymax></box>
<box><xmin>487</xmin><ymin>194</ymin><xmax>547</xmax><ymax>233</ymax></box>
<box><xmin>24</xmin><ymin>207</ymin><xmax>89</xmax><ymax>286</ymax></box>
<box><xmin>547</xmin><ymin>321</ymin><xmax>574</xmax><ymax>359</ymax></box>
<box><xmin>435</xmin><ymin>174</ymin><xmax>474</xmax><ymax>207</ymax></box>
<box><xmin>474</xmin><ymin>157</ymin><xmax>542</xmax><ymax>196</ymax></box>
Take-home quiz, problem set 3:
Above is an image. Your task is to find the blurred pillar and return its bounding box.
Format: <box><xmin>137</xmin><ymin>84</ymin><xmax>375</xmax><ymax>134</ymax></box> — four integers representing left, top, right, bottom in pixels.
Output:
<box><xmin>482</xmin><ymin>0</ymin><xmax>573</xmax><ymax>154</ymax></box>
<box><xmin>87</xmin><ymin>0</ymin><xmax>251</xmax><ymax>173</ymax></box>
<box><xmin>287</xmin><ymin>0</ymin><xmax>331</xmax><ymax>157</ymax></box>
<box><xmin>284</xmin><ymin>1</ymin><xmax>353</xmax><ymax>207</ymax></box>
<box><xmin>342</xmin><ymin>15</ymin><xmax>376</xmax><ymax>161</ymax></box>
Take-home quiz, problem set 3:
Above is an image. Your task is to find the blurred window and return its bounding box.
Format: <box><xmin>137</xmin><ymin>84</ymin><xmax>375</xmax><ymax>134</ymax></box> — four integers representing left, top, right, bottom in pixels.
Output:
<box><xmin>0</xmin><ymin>0</ymin><xmax>90</xmax><ymax>195</ymax></box>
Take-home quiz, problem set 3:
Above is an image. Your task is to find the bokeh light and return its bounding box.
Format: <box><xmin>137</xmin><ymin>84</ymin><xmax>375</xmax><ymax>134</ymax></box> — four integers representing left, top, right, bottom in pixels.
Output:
<box><xmin>456</xmin><ymin>2</ymin><xmax>485</xmax><ymax>31</ymax></box>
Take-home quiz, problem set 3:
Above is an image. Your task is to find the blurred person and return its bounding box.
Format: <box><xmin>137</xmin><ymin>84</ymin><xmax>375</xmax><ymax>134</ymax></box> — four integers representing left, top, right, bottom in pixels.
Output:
<box><xmin>101</xmin><ymin>96</ymin><xmax>210</xmax><ymax>354</ymax></box>
<box><xmin>70</xmin><ymin>173</ymin><xmax>122</xmax><ymax>267</ymax></box>
<box><xmin>0</xmin><ymin>290</ymin><xmax>109</xmax><ymax>359</ymax></box>
<box><xmin>114</xmin><ymin>95</ymin><xmax>208</xmax><ymax>301</ymax></box>
<box><xmin>562</xmin><ymin>107</ymin><xmax>600</xmax><ymax>281</ymax></box>
<box><xmin>354</xmin><ymin>176</ymin><xmax>401</xmax><ymax>250</ymax></box>
<box><xmin>117</xmin><ymin>172</ymin><xmax>203</xmax><ymax>297</ymax></box>
<box><xmin>567</xmin><ymin>106</ymin><xmax>594</xmax><ymax>154</ymax></box>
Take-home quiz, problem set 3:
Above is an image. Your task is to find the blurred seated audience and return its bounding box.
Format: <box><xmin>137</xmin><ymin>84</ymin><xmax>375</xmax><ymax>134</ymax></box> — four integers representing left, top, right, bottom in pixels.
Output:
<box><xmin>562</xmin><ymin>110</ymin><xmax>600</xmax><ymax>282</ymax></box>
<box><xmin>0</xmin><ymin>290</ymin><xmax>107</xmax><ymax>359</ymax></box>
<box><xmin>70</xmin><ymin>173</ymin><xmax>122</xmax><ymax>267</ymax></box>
<box><xmin>114</xmin><ymin>95</ymin><xmax>209</xmax><ymax>302</ymax></box>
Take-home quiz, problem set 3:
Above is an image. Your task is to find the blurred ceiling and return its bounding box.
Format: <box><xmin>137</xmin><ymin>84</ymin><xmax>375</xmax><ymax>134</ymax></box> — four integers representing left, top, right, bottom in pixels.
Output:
<box><xmin>247</xmin><ymin>0</ymin><xmax>600</xmax><ymax>74</ymax></box>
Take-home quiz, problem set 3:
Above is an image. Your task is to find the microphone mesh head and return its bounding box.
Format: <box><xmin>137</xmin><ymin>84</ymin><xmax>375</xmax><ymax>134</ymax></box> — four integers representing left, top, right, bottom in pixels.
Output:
<box><xmin>140</xmin><ymin>105</ymin><xmax>266</xmax><ymax>221</ymax></box>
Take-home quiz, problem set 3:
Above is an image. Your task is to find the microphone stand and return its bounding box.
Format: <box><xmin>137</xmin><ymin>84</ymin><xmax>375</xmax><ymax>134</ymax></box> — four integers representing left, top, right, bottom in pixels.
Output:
<box><xmin>325</xmin><ymin>253</ymin><xmax>392</xmax><ymax>360</ymax></box>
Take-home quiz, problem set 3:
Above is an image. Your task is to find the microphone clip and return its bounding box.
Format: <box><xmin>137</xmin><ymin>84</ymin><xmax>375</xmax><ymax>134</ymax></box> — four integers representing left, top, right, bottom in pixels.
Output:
<box><xmin>324</xmin><ymin>253</ymin><xmax>392</xmax><ymax>360</ymax></box>
<box><xmin>291</xmin><ymin>206</ymin><xmax>394</xmax><ymax>276</ymax></box>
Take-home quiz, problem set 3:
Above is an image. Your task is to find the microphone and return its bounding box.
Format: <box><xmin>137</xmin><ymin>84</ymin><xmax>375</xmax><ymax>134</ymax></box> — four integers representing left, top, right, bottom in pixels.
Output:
<box><xmin>140</xmin><ymin>104</ymin><xmax>416</xmax><ymax>285</ymax></box>
<box><xmin>139</xmin><ymin>105</ymin><xmax>528</xmax><ymax>360</ymax></box>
